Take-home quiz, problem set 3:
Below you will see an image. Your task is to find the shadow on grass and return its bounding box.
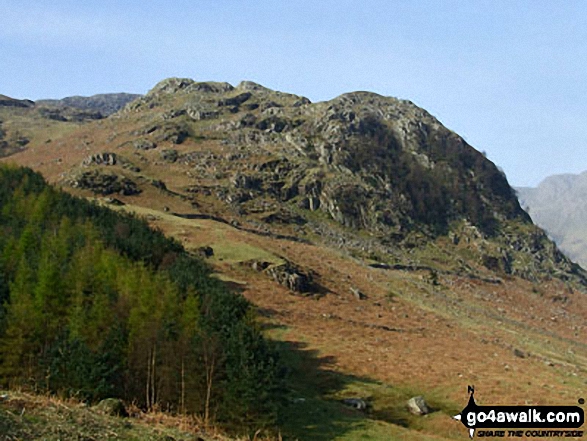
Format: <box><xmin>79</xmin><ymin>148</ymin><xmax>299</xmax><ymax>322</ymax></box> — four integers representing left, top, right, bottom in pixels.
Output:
<box><xmin>274</xmin><ymin>339</ymin><xmax>424</xmax><ymax>440</ymax></box>
<box><xmin>274</xmin><ymin>340</ymin><xmax>367</xmax><ymax>441</ymax></box>
<box><xmin>272</xmin><ymin>340</ymin><xmax>461</xmax><ymax>440</ymax></box>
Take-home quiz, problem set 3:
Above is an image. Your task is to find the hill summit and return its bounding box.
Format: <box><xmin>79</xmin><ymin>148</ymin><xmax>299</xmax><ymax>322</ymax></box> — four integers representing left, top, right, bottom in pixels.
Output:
<box><xmin>2</xmin><ymin>78</ymin><xmax>587</xmax><ymax>440</ymax></box>
<box><xmin>2</xmin><ymin>77</ymin><xmax>585</xmax><ymax>285</ymax></box>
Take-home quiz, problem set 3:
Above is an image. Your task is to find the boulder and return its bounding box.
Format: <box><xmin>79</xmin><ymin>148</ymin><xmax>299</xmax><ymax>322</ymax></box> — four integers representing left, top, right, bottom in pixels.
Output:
<box><xmin>94</xmin><ymin>398</ymin><xmax>128</xmax><ymax>417</ymax></box>
<box><xmin>251</xmin><ymin>260</ymin><xmax>271</xmax><ymax>271</ymax></box>
<box><xmin>350</xmin><ymin>287</ymin><xmax>367</xmax><ymax>300</ymax></box>
<box><xmin>151</xmin><ymin>179</ymin><xmax>167</xmax><ymax>190</ymax></box>
<box><xmin>406</xmin><ymin>396</ymin><xmax>431</xmax><ymax>415</ymax></box>
<box><xmin>342</xmin><ymin>398</ymin><xmax>368</xmax><ymax>411</ymax></box>
<box><xmin>133</xmin><ymin>139</ymin><xmax>157</xmax><ymax>150</ymax></box>
<box><xmin>196</xmin><ymin>246</ymin><xmax>214</xmax><ymax>258</ymax></box>
<box><xmin>160</xmin><ymin>149</ymin><xmax>178</xmax><ymax>163</ymax></box>
<box><xmin>230</xmin><ymin>173</ymin><xmax>260</xmax><ymax>190</ymax></box>
<box><xmin>104</xmin><ymin>197</ymin><xmax>125</xmax><ymax>206</ymax></box>
<box><xmin>266</xmin><ymin>262</ymin><xmax>314</xmax><ymax>293</ymax></box>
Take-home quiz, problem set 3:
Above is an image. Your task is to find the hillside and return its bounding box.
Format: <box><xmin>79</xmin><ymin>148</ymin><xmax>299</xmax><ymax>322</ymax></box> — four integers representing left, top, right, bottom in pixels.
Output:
<box><xmin>0</xmin><ymin>165</ymin><xmax>281</xmax><ymax>437</ymax></box>
<box><xmin>517</xmin><ymin>171</ymin><xmax>587</xmax><ymax>268</ymax></box>
<box><xmin>1</xmin><ymin>79</ymin><xmax>587</xmax><ymax>440</ymax></box>
<box><xmin>37</xmin><ymin>93</ymin><xmax>142</xmax><ymax>117</ymax></box>
<box><xmin>0</xmin><ymin>390</ymin><xmax>226</xmax><ymax>441</ymax></box>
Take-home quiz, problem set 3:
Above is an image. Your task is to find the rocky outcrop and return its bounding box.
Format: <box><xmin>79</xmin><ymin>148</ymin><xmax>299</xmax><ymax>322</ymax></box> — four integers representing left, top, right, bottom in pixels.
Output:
<box><xmin>83</xmin><ymin>152</ymin><xmax>117</xmax><ymax>167</ymax></box>
<box><xmin>133</xmin><ymin>139</ymin><xmax>157</xmax><ymax>150</ymax></box>
<box><xmin>265</xmin><ymin>262</ymin><xmax>315</xmax><ymax>293</ymax></box>
<box><xmin>81</xmin><ymin>76</ymin><xmax>585</xmax><ymax>286</ymax></box>
<box><xmin>71</xmin><ymin>171</ymin><xmax>141</xmax><ymax>196</ymax></box>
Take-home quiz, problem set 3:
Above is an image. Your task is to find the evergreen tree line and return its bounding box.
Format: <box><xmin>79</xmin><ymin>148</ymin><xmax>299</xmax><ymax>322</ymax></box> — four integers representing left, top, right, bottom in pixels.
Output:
<box><xmin>0</xmin><ymin>165</ymin><xmax>280</xmax><ymax>430</ymax></box>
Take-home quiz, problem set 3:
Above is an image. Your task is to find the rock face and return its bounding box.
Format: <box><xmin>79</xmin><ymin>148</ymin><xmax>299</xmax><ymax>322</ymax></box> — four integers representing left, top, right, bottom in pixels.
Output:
<box><xmin>131</xmin><ymin>80</ymin><xmax>528</xmax><ymax>238</ymax></box>
<box><xmin>19</xmin><ymin>76</ymin><xmax>582</xmax><ymax>286</ymax></box>
<box><xmin>114</xmin><ymin>78</ymin><xmax>587</xmax><ymax>284</ymax></box>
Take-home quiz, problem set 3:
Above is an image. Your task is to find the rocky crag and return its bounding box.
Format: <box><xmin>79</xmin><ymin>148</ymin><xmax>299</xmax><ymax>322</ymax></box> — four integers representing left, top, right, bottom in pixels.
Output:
<box><xmin>3</xmin><ymin>78</ymin><xmax>585</xmax><ymax>286</ymax></box>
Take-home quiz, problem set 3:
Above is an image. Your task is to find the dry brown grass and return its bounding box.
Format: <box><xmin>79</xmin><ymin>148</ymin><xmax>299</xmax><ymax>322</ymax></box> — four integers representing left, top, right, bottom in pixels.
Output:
<box><xmin>2</xmin><ymin>112</ymin><xmax>586</xmax><ymax>440</ymax></box>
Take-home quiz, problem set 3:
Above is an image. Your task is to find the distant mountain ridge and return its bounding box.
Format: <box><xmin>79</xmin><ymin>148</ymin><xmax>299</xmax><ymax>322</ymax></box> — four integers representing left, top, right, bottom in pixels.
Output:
<box><xmin>37</xmin><ymin>92</ymin><xmax>141</xmax><ymax>116</ymax></box>
<box><xmin>516</xmin><ymin>171</ymin><xmax>587</xmax><ymax>267</ymax></box>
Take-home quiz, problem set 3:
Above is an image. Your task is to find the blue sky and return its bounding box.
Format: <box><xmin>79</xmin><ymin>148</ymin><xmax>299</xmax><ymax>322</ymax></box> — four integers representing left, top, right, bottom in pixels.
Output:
<box><xmin>1</xmin><ymin>0</ymin><xmax>587</xmax><ymax>187</ymax></box>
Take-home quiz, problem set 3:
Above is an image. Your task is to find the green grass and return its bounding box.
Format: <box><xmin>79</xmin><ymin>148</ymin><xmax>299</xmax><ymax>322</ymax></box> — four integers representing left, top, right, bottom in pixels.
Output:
<box><xmin>269</xmin><ymin>332</ymin><xmax>463</xmax><ymax>441</ymax></box>
<box><xmin>212</xmin><ymin>239</ymin><xmax>284</xmax><ymax>265</ymax></box>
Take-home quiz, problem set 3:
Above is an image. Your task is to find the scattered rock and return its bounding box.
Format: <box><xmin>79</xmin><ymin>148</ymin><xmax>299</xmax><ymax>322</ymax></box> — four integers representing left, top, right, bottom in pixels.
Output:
<box><xmin>162</xmin><ymin>109</ymin><xmax>186</xmax><ymax>120</ymax></box>
<box><xmin>133</xmin><ymin>139</ymin><xmax>157</xmax><ymax>150</ymax></box>
<box><xmin>94</xmin><ymin>398</ymin><xmax>128</xmax><ymax>417</ymax></box>
<box><xmin>196</xmin><ymin>246</ymin><xmax>214</xmax><ymax>258</ymax></box>
<box><xmin>342</xmin><ymin>398</ymin><xmax>368</xmax><ymax>411</ymax></box>
<box><xmin>104</xmin><ymin>197</ymin><xmax>125</xmax><ymax>206</ymax></box>
<box><xmin>406</xmin><ymin>396</ymin><xmax>431</xmax><ymax>415</ymax></box>
<box><xmin>160</xmin><ymin>149</ymin><xmax>178</xmax><ymax>163</ymax></box>
<box><xmin>514</xmin><ymin>349</ymin><xmax>527</xmax><ymax>358</ymax></box>
<box><xmin>146</xmin><ymin>122</ymin><xmax>189</xmax><ymax>145</ymax></box>
<box><xmin>186</xmin><ymin>108</ymin><xmax>219</xmax><ymax>121</ymax></box>
<box><xmin>350</xmin><ymin>287</ymin><xmax>367</xmax><ymax>300</ymax></box>
<box><xmin>151</xmin><ymin>179</ymin><xmax>167</xmax><ymax>190</ymax></box>
<box><xmin>251</xmin><ymin>260</ymin><xmax>271</xmax><ymax>271</ymax></box>
<box><xmin>83</xmin><ymin>152</ymin><xmax>117</xmax><ymax>166</ymax></box>
<box><xmin>230</xmin><ymin>173</ymin><xmax>260</xmax><ymax>190</ymax></box>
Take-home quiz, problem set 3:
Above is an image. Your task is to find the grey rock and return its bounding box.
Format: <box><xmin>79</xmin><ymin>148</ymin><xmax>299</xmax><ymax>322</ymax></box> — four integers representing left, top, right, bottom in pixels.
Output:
<box><xmin>196</xmin><ymin>246</ymin><xmax>214</xmax><ymax>258</ymax></box>
<box><xmin>342</xmin><ymin>398</ymin><xmax>368</xmax><ymax>411</ymax></box>
<box><xmin>83</xmin><ymin>152</ymin><xmax>117</xmax><ymax>167</ymax></box>
<box><xmin>160</xmin><ymin>149</ymin><xmax>178</xmax><ymax>163</ymax></box>
<box><xmin>406</xmin><ymin>396</ymin><xmax>431</xmax><ymax>415</ymax></box>
<box><xmin>151</xmin><ymin>179</ymin><xmax>167</xmax><ymax>190</ymax></box>
<box><xmin>266</xmin><ymin>262</ymin><xmax>314</xmax><ymax>293</ymax></box>
<box><xmin>133</xmin><ymin>139</ymin><xmax>157</xmax><ymax>150</ymax></box>
<box><xmin>95</xmin><ymin>398</ymin><xmax>128</xmax><ymax>417</ymax></box>
<box><xmin>350</xmin><ymin>287</ymin><xmax>367</xmax><ymax>300</ymax></box>
<box><xmin>217</xmin><ymin>92</ymin><xmax>252</xmax><ymax>107</ymax></box>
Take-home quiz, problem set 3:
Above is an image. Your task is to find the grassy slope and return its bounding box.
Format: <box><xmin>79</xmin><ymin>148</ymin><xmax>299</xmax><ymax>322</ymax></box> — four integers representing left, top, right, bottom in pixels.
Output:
<box><xmin>1</xmin><ymin>100</ymin><xmax>586</xmax><ymax>440</ymax></box>
<box><xmin>113</xmin><ymin>201</ymin><xmax>587</xmax><ymax>441</ymax></box>
<box><xmin>0</xmin><ymin>391</ymin><xmax>219</xmax><ymax>441</ymax></box>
